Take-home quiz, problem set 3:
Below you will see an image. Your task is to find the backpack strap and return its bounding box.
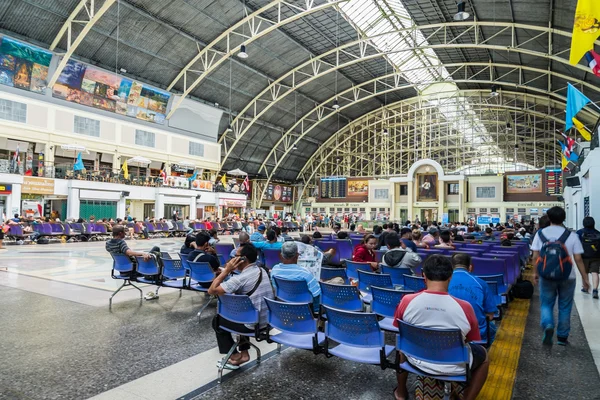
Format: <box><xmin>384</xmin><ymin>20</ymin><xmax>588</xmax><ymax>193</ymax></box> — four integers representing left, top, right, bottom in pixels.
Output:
<box><xmin>246</xmin><ymin>266</ymin><xmax>268</xmax><ymax>297</ymax></box>
<box><xmin>537</xmin><ymin>230</ymin><xmax>547</xmax><ymax>243</ymax></box>
<box><xmin>557</xmin><ymin>228</ymin><xmax>571</xmax><ymax>244</ymax></box>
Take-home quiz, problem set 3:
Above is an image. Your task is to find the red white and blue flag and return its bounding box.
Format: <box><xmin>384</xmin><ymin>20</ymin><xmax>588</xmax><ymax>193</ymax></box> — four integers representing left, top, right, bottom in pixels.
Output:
<box><xmin>585</xmin><ymin>50</ymin><xmax>600</xmax><ymax>78</ymax></box>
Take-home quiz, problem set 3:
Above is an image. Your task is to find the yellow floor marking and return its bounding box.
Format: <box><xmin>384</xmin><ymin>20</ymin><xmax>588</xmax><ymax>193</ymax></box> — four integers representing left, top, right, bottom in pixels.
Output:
<box><xmin>477</xmin><ymin>271</ymin><xmax>532</xmax><ymax>400</ymax></box>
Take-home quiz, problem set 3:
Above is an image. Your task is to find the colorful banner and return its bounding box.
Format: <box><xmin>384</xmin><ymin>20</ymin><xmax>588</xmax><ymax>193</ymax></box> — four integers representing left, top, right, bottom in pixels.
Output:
<box><xmin>52</xmin><ymin>59</ymin><xmax>170</xmax><ymax>124</ymax></box>
<box><xmin>263</xmin><ymin>183</ymin><xmax>293</xmax><ymax>202</ymax></box>
<box><xmin>0</xmin><ymin>37</ymin><xmax>52</xmax><ymax>94</ymax></box>
<box><xmin>506</xmin><ymin>173</ymin><xmax>543</xmax><ymax>194</ymax></box>
<box><xmin>163</xmin><ymin>176</ymin><xmax>189</xmax><ymax>188</ymax></box>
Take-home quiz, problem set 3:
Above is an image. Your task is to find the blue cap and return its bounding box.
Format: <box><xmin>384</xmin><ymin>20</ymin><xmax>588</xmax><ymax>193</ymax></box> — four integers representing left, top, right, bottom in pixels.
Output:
<box><xmin>258</xmin><ymin>225</ymin><xmax>266</xmax><ymax>231</ymax></box>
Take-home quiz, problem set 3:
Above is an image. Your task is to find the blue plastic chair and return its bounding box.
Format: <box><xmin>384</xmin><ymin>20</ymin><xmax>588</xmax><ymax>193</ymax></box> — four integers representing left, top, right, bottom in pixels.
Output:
<box><xmin>371</xmin><ymin>286</ymin><xmax>413</xmax><ymax>331</ymax></box>
<box><xmin>273</xmin><ymin>276</ymin><xmax>313</xmax><ymax>303</ymax></box>
<box><xmin>161</xmin><ymin>258</ymin><xmax>187</xmax><ymax>289</ymax></box>
<box><xmin>320</xmin><ymin>267</ymin><xmax>349</xmax><ymax>284</ymax></box>
<box><xmin>216</xmin><ymin>253</ymin><xmax>227</xmax><ymax>266</ymax></box>
<box><xmin>396</xmin><ymin>320</ymin><xmax>470</xmax><ymax>398</ymax></box>
<box><xmin>381</xmin><ymin>266</ymin><xmax>412</xmax><ymax>286</ymax></box>
<box><xmin>345</xmin><ymin>261</ymin><xmax>372</xmax><ymax>281</ymax></box>
<box><xmin>109</xmin><ymin>254</ymin><xmax>142</xmax><ymax>306</ymax></box>
<box><xmin>216</xmin><ymin>294</ymin><xmax>264</xmax><ymax>383</ymax></box>
<box><xmin>186</xmin><ymin>261</ymin><xmax>217</xmax><ymax>321</ymax></box>
<box><xmin>265</xmin><ymin>298</ymin><xmax>324</xmax><ymax>353</ymax></box>
<box><xmin>134</xmin><ymin>255</ymin><xmax>161</xmax><ymax>284</ymax></box>
<box><xmin>357</xmin><ymin>269</ymin><xmax>393</xmax><ymax>304</ymax></box>
<box><xmin>263</xmin><ymin>249</ymin><xmax>281</xmax><ymax>270</ymax></box>
<box><xmin>323</xmin><ymin>306</ymin><xmax>394</xmax><ymax>365</ymax></box>
<box><xmin>319</xmin><ymin>282</ymin><xmax>363</xmax><ymax>312</ymax></box>
<box><xmin>215</xmin><ymin>243</ymin><xmax>234</xmax><ymax>258</ymax></box>
<box><xmin>403</xmin><ymin>275</ymin><xmax>426</xmax><ymax>292</ymax></box>
<box><xmin>374</xmin><ymin>250</ymin><xmax>386</xmax><ymax>262</ymax></box>
<box><xmin>477</xmin><ymin>274</ymin><xmax>507</xmax><ymax>303</ymax></box>
<box><xmin>335</xmin><ymin>240</ymin><xmax>354</xmax><ymax>264</ymax></box>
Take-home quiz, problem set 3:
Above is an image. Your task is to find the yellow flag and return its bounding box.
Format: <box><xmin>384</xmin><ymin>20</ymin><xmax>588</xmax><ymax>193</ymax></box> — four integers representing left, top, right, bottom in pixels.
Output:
<box><xmin>220</xmin><ymin>174</ymin><xmax>227</xmax><ymax>185</ymax></box>
<box><xmin>562</xmin><ymin>155</ymin><xmax>568</xmax><ymax>170</ymax></box>
<box><xmin>573</xmin><ymin>117</ymin><xmax>592</xmax><ymax>140</ymax></box>
<box><xmin>122</xmin><ymin>160</ymin><xmax>129</xmax><ymax>179</ymax></box>
<box><xmin>570</xmin><ymin>0</ymin><xmax>600</xmax><ymax>64</ymax></box>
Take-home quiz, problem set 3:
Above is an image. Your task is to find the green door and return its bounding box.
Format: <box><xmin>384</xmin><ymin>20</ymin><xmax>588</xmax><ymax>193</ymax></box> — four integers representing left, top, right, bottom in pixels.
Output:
<box><xmin>79</xmin><ymin>200</ymin><xmax>117</xmax><ymax>220</ymax></box>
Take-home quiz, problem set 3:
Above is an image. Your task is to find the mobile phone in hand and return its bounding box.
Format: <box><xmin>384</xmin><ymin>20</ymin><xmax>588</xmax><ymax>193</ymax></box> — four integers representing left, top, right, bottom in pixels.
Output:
<box><xmin>238</xmin><ymin>256</ymin><xmax>247</xmax><ymax>262</ymax></box>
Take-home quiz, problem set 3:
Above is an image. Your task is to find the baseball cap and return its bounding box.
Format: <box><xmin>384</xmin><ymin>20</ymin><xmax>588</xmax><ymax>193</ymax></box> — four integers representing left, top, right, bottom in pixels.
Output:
<box><xmin>258</xmin><ymin>225</ymin><xmax>266</xmax><ymax>231</ymax></box>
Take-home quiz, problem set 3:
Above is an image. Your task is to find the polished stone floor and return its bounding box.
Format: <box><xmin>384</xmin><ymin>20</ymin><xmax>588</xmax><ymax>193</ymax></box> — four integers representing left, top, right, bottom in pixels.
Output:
<box><xmin>1</xmin><ymin>235</ymin><xmax>599</xmax><ymax>400</ymax></box>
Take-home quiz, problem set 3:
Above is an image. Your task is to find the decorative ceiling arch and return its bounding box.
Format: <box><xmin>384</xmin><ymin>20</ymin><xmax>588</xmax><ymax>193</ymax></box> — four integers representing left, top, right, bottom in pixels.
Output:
<box><xmin>218</xmin><ymin>21</ymin><xmax>600</xmax><ymax>169</ymax></box>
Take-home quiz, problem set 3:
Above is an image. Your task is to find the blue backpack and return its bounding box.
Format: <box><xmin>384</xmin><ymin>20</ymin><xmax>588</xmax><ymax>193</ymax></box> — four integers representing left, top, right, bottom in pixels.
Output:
<box><xmin>536</xmin><ymin>229</ymin><xmax>572</xmax><ymax>281</ymax></box>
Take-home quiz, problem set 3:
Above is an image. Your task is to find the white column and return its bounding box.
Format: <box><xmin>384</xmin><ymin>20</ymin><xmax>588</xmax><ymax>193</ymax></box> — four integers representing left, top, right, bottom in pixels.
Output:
<box><xmin>189</xmin><ymin>196</ymin><xmax>197</xmax><ymax>220</ymax></box>
<box><xmin>155</xmin><ymin>193</ymin><xmax>164</xmax><ymax>219</ymax></box>
<box><xmin>67</xmin><ymin>186</ymin><xmax>80</xmax><ymax>219</ymax></box>
<box><xmin>438</xmin><ymin>180</ymin><xmax>445</xmax><ymax>223</ymax></box>
<box><xmin>8</xmin><ymin>184</ymin><xmax>22</xmax><ymax>217</ymax></box>
<box><xmin>407</xmin><ymin>181</ymin><xmax>414</xmax><ymax>221</ymax></box>
<box><xmin>117</xmin><ymin>197</ymin><xmax>127</xmax><ymax>219</ymax></box>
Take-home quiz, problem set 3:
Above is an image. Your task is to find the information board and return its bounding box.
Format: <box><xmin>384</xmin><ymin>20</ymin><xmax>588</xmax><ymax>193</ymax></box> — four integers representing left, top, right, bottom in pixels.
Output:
<box><xmin>545</xmin><ymin>169</ymin><xmax>562</xmax><ymax>196</ymax></box>
<box><xmin>320</xmin><ymin>177</ymin><xmax>347</xmax><ymax>199</ymax></box>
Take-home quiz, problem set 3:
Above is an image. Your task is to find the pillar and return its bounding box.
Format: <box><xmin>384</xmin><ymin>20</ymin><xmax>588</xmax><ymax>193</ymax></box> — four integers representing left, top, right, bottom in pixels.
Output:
<box><xmin>67</xmin><ymin>186</ymin><xmax>80</xmax><ymax>219</ymax></box>
<box><xmin>45</xmin><ymin>143</ymin><xmax>55</xmax><ymax>178</ymax></box>
<box><xmin>155</xmin><ymin>193</ymin><xmax>165</xmax><ymax>219</ymax></box>
<box><xmin>458</xmin><ymin>179</ymin><xmax>466</xmax><ymax>221</ymax></box>
<box><xmin>407</xmin><ymin>180</ymin><xmax>414</xmax><ymax>221</ymax></box>
<box><xmin>8</xmin><ymin>183</ymin><xmax>22</xmax><ymax>217</ymax></box>
<box><xmin>189</xmin><ymin>196</ymin><xmax>197</xmax><ymax>220</ymax></box>
<box><xmin>117</xmin><ymin>197</ymin><xmax>127</xmax><ymax>219</ymax></box>
<box><xmin>438</xmin><ymin>179</ymin><xmax>445</xmax><ymax>223</ymax></box>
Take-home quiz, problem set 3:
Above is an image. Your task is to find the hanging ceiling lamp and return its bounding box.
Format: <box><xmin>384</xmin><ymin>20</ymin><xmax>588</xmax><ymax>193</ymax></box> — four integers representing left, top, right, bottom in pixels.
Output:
<box><xmin>454</xmin><ymin>1</ymin><xmax>470</xmax><ymax>21</ymax></box>
<box><xmin>332</xmin><ymin>98</ymin><xmax>340</xmax><ymax>109</ymax></box>
<box><xmin>490</xmin><ymin>85</ymin><xmax>499</xmax><ymax>97</ymax></box>
<box><xmin>382</xmin><ymin>128</ymin><xmax>389</xmax><ymax>135</ymax></box>
<box><xmin>292</xmin><ymin>143</ymin><xmax>298</xmax><ymax>150</ymax></box>
<box><xmin>237</xmin><ymin>44</ymin><xmax>248</xmax><ymax>59</ymax></box>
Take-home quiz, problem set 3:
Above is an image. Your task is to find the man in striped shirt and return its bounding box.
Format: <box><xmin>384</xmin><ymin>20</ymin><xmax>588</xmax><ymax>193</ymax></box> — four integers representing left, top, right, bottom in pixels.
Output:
<box><xmin>393</xmin><ymin>255</ymin><xmax>489</xmax><ymax>400</ymax></box>
<box><xmin>105</xmin><ymin>225</ymin><xmax>155</xmax><ymax>263</ymax></box>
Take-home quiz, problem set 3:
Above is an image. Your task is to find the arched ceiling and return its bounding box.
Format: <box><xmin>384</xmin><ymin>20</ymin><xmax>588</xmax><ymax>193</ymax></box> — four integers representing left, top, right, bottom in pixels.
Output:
<box><xmin>1</xmin><ymin>0</ymin><xmax>599</xmax><ymax>182</ymax></box>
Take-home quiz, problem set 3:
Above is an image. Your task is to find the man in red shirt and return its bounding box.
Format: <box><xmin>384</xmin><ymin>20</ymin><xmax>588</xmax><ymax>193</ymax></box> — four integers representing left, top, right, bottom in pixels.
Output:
<box><xmin>393</xmin><ymin>254</ymin><xmax>489</xmax><ymax>400</ymax></box>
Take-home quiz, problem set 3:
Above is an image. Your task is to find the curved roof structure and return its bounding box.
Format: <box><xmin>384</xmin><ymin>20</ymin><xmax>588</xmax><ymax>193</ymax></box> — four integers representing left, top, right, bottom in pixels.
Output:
<box><xmin>1</xmin><ymin>0</ymin><xmax>599</xmax><ymax>183</ymax></box>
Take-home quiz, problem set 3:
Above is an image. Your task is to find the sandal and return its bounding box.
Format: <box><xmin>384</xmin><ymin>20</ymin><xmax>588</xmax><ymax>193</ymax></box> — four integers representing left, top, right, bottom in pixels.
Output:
<box><xmin>216</xmin><ymin>360</ymin><xmax>240</xmax><ymax>370</ymax></box>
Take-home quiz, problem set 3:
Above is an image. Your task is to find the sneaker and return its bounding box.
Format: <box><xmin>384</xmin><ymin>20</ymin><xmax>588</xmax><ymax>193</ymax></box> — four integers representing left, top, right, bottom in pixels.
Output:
<box><xmin>593</xmin><ymin>290</ymin><xmax>599</xmax><ymax>299</ymax></box>
<box><xmin>144</xmin><ymin>292</ymin><xmax>159</xmax><ymax>300</ymax></box>
<box><xmin>542</xmin><ymin>326</ymin><xmax>554</xmax><ymax>345</ymax></box>
<box><xmin>557</xmin><ymin>337</ymin><xmax>569</xmax><ymax>346</ymax></box>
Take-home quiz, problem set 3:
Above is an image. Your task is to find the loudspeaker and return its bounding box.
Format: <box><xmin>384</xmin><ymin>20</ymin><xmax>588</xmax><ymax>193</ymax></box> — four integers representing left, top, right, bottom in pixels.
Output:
<box><xmin>565</xmin><ymin>161</ymin><xmax>577</xmax><ymax>172</ymax></box>
<box><xmin>557</xmin><ymin>196</ymin><xmax>565</xmax><ymax>202</ymax></box>
<box><xmin>565</xmin><ymin>176</ymin><xmax>581</xmax><ymax>187</ymax></box>
<box><xmin>121</xmin><ymin>191</ymin><xmax>130</xmax><ymax>197</ymax></box>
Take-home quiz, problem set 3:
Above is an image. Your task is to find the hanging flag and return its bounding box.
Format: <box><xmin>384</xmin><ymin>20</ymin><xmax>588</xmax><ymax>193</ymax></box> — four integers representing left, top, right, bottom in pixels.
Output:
<box><xmin>585</xmin><ymin>50</ymin><xmax>600</xmax><ymax>77</ymax></box>
<box><xmin>242</xmin><ymin>176</ymin><xmax>250</xmax><ymax>192</ymax></box>
<box><xmin>569</xmin><ymin>0</ymin><xmax>600</xmax><ymax>65</ymax></box>
<box><xmin>566</xmin><ymin>83</ymin><xmax>593</xmax><ymax>131</ymax></box>
<box><xmin>559</xmin><ymin>140</ymin><xmax>579</xmax><ymax>161</ymax></box>
<box><xmin>572</xmin><ymin>117</ymin><xmax>592</xmax><ymax>140</ymax></box>
<box><xmin>73</xmin><ymin>152</ymin><xmax>85</xmax><ymax>171</ymax></box>
<box><xmin>188</xmin><ymin>169</ymin><xmax>198</xmax><ymax>182</ymax></box>
<box><xmin>220</xmin><ymin>174</ymin><xmax>227</xmax><ymax>186</ymax></box>
<box><xmin>558</xmin><ymin>130</ymin><xmax>577</xmax><ymax>152</ymax></box>
<box><xmin>562</xmin><ymin>155</ymin><xmax>568</xmax><ymax>171</ymax></box>
<box><xmin>122</xmin><ymin>160</ymin><xmax>129</xmax><ymax>179</ymax></box>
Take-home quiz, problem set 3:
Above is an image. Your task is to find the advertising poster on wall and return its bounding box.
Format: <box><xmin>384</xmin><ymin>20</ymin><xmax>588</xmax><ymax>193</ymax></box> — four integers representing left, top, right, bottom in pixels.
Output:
<box><xmin>0</xmin><ymin>37</ymin><xmax>52</xmax><ymax>94</ymax></box>
<box><xmin>52</xmin><ymin>59</ymin><xmax>170</xmax><ymax>124</ymax></box>
<box><xmin>347</xmin><ymin>180</ymin><xmax>369</xmax><ymax>196</ymax></box>
<box><xmin>417</xmin><ymin>173</ymin><xmax>438</xmax><ymax>201</ymax></box>
<box><xmin>506</xmin><ymin>173</ymin><xmax>543</xmax><ymax>194</ymax></box>
<box><xmin>263</xmin><ymin>183</ymin><xmax>293</xmax><ymax>202</ymax></box>
<box><xmin>190</xmin><ymin>179</ymin><xmax>214</xmax><ymax>192</ymax></box>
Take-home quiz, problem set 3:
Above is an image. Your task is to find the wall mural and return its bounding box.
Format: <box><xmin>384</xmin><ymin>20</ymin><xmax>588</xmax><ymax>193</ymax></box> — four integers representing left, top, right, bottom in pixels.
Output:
<box><xmin>0</xmin><ymin>37</ymin><xmax>52</xmax><ymax>94</ymax></box>
<box><xmin>417</xmin><ymin>173</ymin><xmax>438</xmax><ymax>201</ymax></box>
<box><xmin>52</xmin><ymin>59</ymin><xmax>170</xmax><ymax>124</ymax></box>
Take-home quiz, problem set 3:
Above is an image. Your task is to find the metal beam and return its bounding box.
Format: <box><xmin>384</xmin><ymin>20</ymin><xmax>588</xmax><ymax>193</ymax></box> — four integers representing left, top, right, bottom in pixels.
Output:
<box><xmin>219</xmin><ymin>21</ymin><xmax>600</xmax><ymax>168</ymax></box>
<box><xmin>165</xmin><ymin>0</ymin><xmax>347</xmax><ymax>120</ymax></box>
<box><xmin>47</xmin><ymin>0</ymin><xmax>117</xmax><ymax>88</ymax></box>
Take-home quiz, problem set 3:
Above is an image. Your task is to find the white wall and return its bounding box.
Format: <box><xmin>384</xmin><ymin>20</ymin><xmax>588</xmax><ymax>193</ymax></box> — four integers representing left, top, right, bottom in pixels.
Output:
<box><xmin>565</xmin><ymin>147</ymin><xmax>600</xmax><ymax>230</ymax></box>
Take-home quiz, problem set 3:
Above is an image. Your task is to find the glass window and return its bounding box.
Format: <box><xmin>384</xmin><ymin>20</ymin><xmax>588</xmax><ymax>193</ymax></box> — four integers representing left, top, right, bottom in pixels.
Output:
<box><xmin>490</xmin><ymin>208</ymin><xmax>499</xmax><ymax>213</ymax></box>
<box><xmin>74</xmin><ymin>115</ymin><xmax>100</xmax><ymax>137</ymax></box>
<box><xmin>506</xmin><ymin>208</ymin><xmax>515</xmax><ymax>213</ymax></box>
<box><xmin>399</xmin><ymin>185</ymin><xmax>408</xmax><ymax>195</ymax></box>
<box><xmin>351</xmin><ymin>208</ymin><xmax>358</xmax><ymax>212</ymax></box>
<box><xmin>476</xmin><ymin>186</ymin><xmax>496</xmax><ymax>198</ymax></box>
<box><xmin>0</xmin><ymin>99</ymin><xmax>26</xmax><ymax>122</ymax></box>
<box><xmin>135</xmin><ymin>129</ymin><xmax>155</xmax><ymax>148</ymax></box>
<box><xmin>467</xmin><ymin>208</ymin><xmax>476</xmax><ymax>213</ymax></box>
<box><xmin>319</xmin><ymin>208</ymin><xmax>326</xmax><ymax>213</ymax></box>
<box><xmin>447</xmin><ymin>183</ymin><xmax>459</xmax><ymax>195</ymax></box>
<box><xmin>479</xmin><ymin>208</ymin><xmax>488</xmax><ymax>213</ymax></box>
<box><xmin>189</xmin><ymin>142</ymin><xmax>204</xmax><ymax>157</ymax></box>
<box><xmin>518</xmin><ymin>208</ymin><xmax>526</xmax><ymax>213</ymax></box>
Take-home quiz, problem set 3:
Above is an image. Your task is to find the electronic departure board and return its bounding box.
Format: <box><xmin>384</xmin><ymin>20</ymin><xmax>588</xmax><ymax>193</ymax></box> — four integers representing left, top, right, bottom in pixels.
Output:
<box><xmin>320</xmin><ymin>177</ymin><xmax>347</xmax><ymax>199</ymax></box>
<box><xmin>545</xmin><ymin>169</ymin><xmax>562</xmax><ymax>196</ymax></box>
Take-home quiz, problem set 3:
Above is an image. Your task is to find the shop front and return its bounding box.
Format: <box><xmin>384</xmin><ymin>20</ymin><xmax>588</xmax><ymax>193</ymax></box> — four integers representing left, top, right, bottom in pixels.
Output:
<box><xmin>216</xmin><ymin>193</ymin><xmax>247</xmax><ymax>218</ymax></box>
<box><xmin>21</xmin><ymin>177</ymin><xmax>55</xmax><ymax>218</ymax></box>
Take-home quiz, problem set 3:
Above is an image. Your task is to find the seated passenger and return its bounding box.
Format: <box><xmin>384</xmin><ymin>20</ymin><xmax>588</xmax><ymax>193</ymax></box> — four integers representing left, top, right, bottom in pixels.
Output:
<box><xmin>381</xmin><ymin>232</ymin><xmax>422</xmax><ymax>272</ymax></box>
<box><xmin>180</xmin><ymin>234</ymin><xmax>197</xmax><ymax>255</ymax></box>
<box><xmin>337</xmin><ymin>231</ymin><xmax>349</xmax><ymax>240</ymax></box>
<box><xmin>208</xmin><ymin>229</ymin><xmax>219</xmax><ymax>246</ymax></box>
<box><xmin>187</xmin><ymin>232</ymin><xmax>220</xmax><ymax>273</ymax></box>
<box><xmin>300</xmin><ymin>235</ymin><xmax>336</xmax><ymax>265</ymax></box>
<box><xmin>421</xmin><ymin>227</ymin><xmax>439</xmax><ymax>246</ymax></box>
<box><xmin>250</xmin><ymin>225</ymin><xmax>266</xmax><ymax>242</ymax></box>
<box><xmin>482</xmin><ymin>227</ymin><xmax>495</xmax><ymax>241</ymax></box>
<box><xmin>106</xmin><ymin>225</ymin><xmax>157</xmax><ymax>263</ymax></box>
<box><xmin>352</xmin><ymin>234</ymin><xmax>379</xmax><ymax>271</ymax></box>
<box><xmin>209</xmin><ymin>243</ymin><xmax>273</xmax><ymax>367</ymax></box>
<box><xmin>451</xmin><ymin>228</ymin><xmax>464</xmax><ymax>242</ymax></box>
<box><xmin>412</xmin><ymin>229</ymin><xmax>429</xmax><ymax>249</ymax></box>
<box><xmin>400</xmin><ymin>228</ymin><xmax>418</xmax><ymax>252</ymax></box>
<box><xmin>271</xmin><ymin>242</ymin><xmax>320</xmax><ymax>310</ymax></box>
<box><xmin>434</xmin><ymin>230</ymin><xmax>455</xmax><ymax>249</ymax></box>
<box><xmin>448</xmin><ymin>253</ymin><xmax>498</xmax><ymax>345</ymax></box>
<box><xmin>280</xmin><ymin>226</ymin><xmax>294</xmax><ymax>242</ymax></box>
<box><xmin>252</xmin><ymin>229</ymin><xmax>283</xmax><ymax>250</ymax></box>
<box><xmin>231</xmin><ymin>232</ymin><xmax>250</xmax><ymax>258</ymax></box>
<box><xmin>393</xmin><ymin>255</ymin><xmax>489</xmax><ymax>400</ymax></box>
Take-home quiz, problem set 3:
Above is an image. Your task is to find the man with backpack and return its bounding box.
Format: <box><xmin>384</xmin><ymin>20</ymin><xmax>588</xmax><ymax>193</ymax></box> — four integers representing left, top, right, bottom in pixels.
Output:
<box><xmin>577</xmin><ymin>216</ymin><xmax>600</xmax><ymax>299</ymax></box>
<box><xmin>531</xmin><ymin>207</ymin><xmax>590</xmax><ymax>346</ymax></box>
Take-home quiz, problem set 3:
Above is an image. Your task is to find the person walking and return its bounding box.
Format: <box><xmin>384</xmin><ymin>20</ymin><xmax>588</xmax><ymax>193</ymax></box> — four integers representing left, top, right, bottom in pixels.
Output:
<box><xmin>576</xmin><ymin>216</ymin><xmax>600</xmax><ymax>299</ymax></box>
<box><xmin>531</xmin><ymin>206</ymin><xmax>590</xmax><ymax>346</ymax></box>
